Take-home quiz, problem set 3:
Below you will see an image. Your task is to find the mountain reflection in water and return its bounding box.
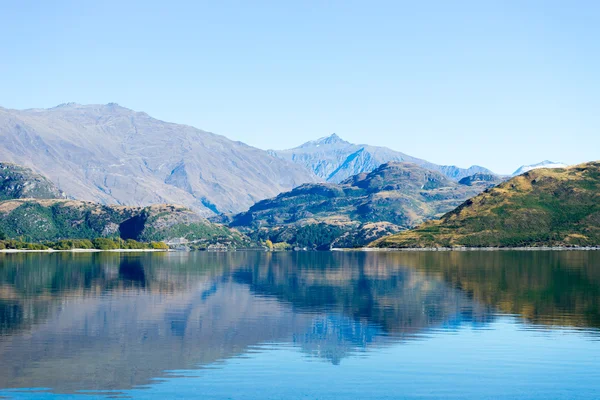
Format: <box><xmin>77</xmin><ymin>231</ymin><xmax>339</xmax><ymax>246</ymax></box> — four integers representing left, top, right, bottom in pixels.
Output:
<box><xmin>0</xmin><ymin>251</ymin><xmax>598</xmax><ymax>395</ymax></box>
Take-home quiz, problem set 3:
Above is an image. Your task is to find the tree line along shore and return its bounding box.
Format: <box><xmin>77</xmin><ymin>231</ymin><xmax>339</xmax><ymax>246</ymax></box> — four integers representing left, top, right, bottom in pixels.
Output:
<box><xmin>0</xmin><ymin>237</ymin><xmax>169</xmax><ymax>251</ymax></box>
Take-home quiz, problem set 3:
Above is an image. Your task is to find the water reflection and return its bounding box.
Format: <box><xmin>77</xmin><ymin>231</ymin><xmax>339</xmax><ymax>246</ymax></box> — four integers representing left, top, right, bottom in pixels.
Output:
<box><xmin>0</xmin><ymin>251</ymin><xmax>598</xmax><ymax>394</ymax></box>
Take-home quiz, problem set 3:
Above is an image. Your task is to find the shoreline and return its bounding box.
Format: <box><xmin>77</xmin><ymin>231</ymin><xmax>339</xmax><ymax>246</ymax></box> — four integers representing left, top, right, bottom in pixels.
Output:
<box><xmin>3</xmin><ymin>247</ymin><xmax>600</xmax><ymax>254</ymax></box>
<box><xmin>0</xmin><ymin>248</ymin><xmax>170</xmax><ymax>254</ymax></box>
<box><xmin>343</xmin><ymin>246</ymin><xmax>600</xmax><ymax>252</ymax></box>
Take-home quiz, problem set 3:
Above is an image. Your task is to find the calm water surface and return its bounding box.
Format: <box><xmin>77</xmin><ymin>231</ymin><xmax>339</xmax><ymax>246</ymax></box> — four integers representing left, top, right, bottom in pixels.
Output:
<box><xmin>0</xmin><ymin>251</ymin><xmax>599</xmax><ymax>399</ymax></box>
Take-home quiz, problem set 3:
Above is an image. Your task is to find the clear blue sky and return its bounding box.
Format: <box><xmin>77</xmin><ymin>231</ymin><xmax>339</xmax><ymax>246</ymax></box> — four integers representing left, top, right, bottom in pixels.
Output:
<box><xmin>1</xmin><ymin>0</ymin><xmax>598</xmax><ymax>174</ymax></box>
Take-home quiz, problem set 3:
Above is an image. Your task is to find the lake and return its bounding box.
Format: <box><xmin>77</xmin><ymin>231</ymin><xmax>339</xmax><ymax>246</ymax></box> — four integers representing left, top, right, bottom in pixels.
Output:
<box><xmin>0</xmin><ymin>251</ymin><xmax>599</xmax><ymax>399</ymax></box>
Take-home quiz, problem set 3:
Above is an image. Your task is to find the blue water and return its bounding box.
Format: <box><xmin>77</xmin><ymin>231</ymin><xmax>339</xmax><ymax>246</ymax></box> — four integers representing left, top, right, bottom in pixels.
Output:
<box><xmin>0</xmin><ymin>251</ymin><xmax>599</xmax><ymax>399</ymax></box>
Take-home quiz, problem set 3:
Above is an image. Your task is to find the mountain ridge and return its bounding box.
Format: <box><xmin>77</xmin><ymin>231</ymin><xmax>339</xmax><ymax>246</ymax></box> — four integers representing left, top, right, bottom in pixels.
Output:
<box><xmin>0</xmin><ymin>103</ymin><xmax>318</xmax><ymax>216</ymax></box>
<box><xmin>270</xmin><ymin>133</ymin><xmax>495</xmax><ymax>183</ymax></box>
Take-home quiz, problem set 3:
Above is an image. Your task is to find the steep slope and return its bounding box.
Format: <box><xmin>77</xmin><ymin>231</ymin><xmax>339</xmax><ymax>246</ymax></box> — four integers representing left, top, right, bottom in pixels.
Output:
<box><xmin>512</xmin><ymin>160</ymin><xmax>568</xmax><ymax>176</ymax></box>
<box><xmin>231</xmin><ymin>162</ymin><xmax>489</xmax><ymax>247</ymax></box>
<box><xmin>270</xmin><ymin>133</ymin><xmax>494</xmax><ymax>183</ymax></box>
<box><xmin>0</xmin><ymin>103</ymin><xmax>318</xmax><ymax>216</ymax></box>
<box><xmin>0</xmin><ymin>199</ymin><xmax>248</xmax><ymax>245</ymax></box>
<box><xmin>0</xmin><ymin>162</ymin><xmax>64</xmax><ymax>200</ymax></box>
<box><xmin>371</xmin><ymin>162</ymin><xmax>600</xmax><ymax>248</ymax></box>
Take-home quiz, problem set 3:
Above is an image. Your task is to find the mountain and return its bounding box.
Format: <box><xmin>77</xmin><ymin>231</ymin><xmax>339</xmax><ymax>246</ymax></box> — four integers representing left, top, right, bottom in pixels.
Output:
<box><xmin>0</xmin><ymin>162</ymin><xmax>64</xmax><ymax>200</ymax></box>
<box><xmin>231</xmin><ymin>162</ymin><xmax>491</xmax><ymax>248</ymax></box>
<box><xmin>512</xmin><ymin>160</ymin><xmax>568</xmax><ymax>176</ymax></box>
<box><xmin>270</xmin><ymin>133</ymin><xmax>494</xmax><ymax>183</ymax></box>
<box><xmin>371</xmin><ymin>162</ymin><xmax>600</xmax><ymax>248</ymax></box>
<box><xmin>0</xmin><ymin>103</ymin><xmax>318</xmax><ymax>216</ymax></box>
<box><xmin>0</xmin><ymin>162</ymin><xmax>249</xmax><ymax>246</ymax></box>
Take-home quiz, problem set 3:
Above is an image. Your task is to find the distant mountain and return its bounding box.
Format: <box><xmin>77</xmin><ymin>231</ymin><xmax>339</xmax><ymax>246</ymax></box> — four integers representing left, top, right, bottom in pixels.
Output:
<box><xmin>371</xmin><ymin>161</ymin><xmax>600</xmax><ymax>248</ymax></box>
<box><xmin>0</xmin><ymin>162</ymin><xmax>64</xmax><ymax>200</ymax></box>
<box><xmin>231</xmin><ymin>162</ymin><xmax>491</xmax><ymax>248</ymax></box>
<box><xmin>512</xmin><ymin>160</ymin><xmax>567</xmax><ymax>176</ymax></box>
<box><xmin>458</xmin><ymin>173</ymin><xmax>504</xmax><ymax>188</ymax></box>
<box><xmin>270</xmin><ymin>133</ymin><xmax>494</xmax><ymax>183</ymax></box>
<box><xmin>0</xmin><ymin>103</ymin><xmax>318</xmax><ymax>216</ymax></box>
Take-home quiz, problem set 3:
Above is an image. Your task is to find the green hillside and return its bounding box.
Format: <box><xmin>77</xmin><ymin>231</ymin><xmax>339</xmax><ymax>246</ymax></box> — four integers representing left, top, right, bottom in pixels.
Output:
<box><xmin>371</xmin><ymin>162</ymin><xmax>600</xmax><ymax>248</ymax></box>
<box><xmin>0</xmin><ymin>162</ymin><xmax>250</xmax><ymax>248</ymax></box>
<box><xmin>231</xmin><ymin>162</ymin><xmax>499</xmax><ymax>248</ymax></box>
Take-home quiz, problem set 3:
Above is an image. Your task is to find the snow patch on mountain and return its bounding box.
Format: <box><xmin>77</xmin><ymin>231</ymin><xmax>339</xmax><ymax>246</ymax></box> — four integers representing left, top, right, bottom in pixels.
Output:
<box><xmin>512</xmin><ymin>161</ymin><xmax>568</xmax><ymax>176</ymax></box>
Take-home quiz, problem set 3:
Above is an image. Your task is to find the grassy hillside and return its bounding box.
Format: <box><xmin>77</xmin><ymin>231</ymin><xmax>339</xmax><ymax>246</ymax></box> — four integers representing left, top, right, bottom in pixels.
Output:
<box><xmin>371</xmin><ymin>162</ymin><xmax>600</xmax><ymax>248</ymax></box>
<box><xmin>0</xmin><ymin>162</ymin><xmax>64</xmax><ymax>200</ymax></box>
<box><xmin>231</xmin><ymin>162</ymin><xmax>498</xmax><ymax>248</ymax></box>
<box><xmin>0</xmin><ymin>199</ymin><xmax>249</xmax><ymax>247</ymax></box>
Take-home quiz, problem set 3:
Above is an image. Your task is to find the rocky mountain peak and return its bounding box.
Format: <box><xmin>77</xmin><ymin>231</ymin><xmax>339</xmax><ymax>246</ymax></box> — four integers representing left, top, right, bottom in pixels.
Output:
<box><xmin>0</xmin><ymin>104</ymin><xmax>318</xmax><ymax>215</ymax></box>
<box><xmin>274</xmin><ymin>135</ymin><xmax>496</xmax><ymax>183</ymax></box>
<box><xmin>300</xmin><ymin>133</ymin><xmax>350</xmax><ymax>148</ymax></box>
<box><xmin>318</xmin><ymin>133</ymin><xmax>346</xmax><ymax>145</ymax></box>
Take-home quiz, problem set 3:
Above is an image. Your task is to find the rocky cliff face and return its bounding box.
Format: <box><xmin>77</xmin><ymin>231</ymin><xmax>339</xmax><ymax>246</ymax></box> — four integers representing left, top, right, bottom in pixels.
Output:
<box><xmin>0</xmin><ymin>103</ymin><xmax>318</xmax><ymax>216</ymax></box>
<box><xmin>270</xmin><ymin>133</ymin><xmax>494</xmax><ymax>183</ymax></box>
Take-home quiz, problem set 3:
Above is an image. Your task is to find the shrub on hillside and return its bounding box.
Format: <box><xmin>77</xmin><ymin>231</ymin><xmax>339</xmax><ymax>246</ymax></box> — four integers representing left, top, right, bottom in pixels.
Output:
<box><xmin>294</xmin><ymin>223</ymin><xmax>345</xmax><ymax>249</ymax></box>
<box><xmin>150</xmin><ymin>242</ymin><xmax>169</xmax><ymax>250</ymax></box>
<box><xmin>49</xmin><ymin>239</ymin><xmax>94</xmax><ymax>250</ymax></box>
<box><xmin>25</xmin><ymin>243</ymin><xmax>48</xmax><ymax>250</ymax></box>
<box><xmin>0</xmin><ymin>239</ymin><xmax>47</xmax><ymax>250</ymax></box>
<box><xmin>125</xmin><ymin>239</ymin><xmax>147</xmax><ymax>249</ymax></box>
<box><xmin>92</xmin><ymin>238</ymin><xmax>120</xmax><ymax>250</ymax></box>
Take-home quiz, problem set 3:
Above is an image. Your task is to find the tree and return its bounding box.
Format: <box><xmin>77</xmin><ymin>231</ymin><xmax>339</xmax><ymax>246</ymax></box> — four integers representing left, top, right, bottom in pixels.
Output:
<box><xmin>265</xmin><ymin>239</ymin><xmax>274</xmax><ymax>251</ymax></box>
<box><xmin>294</xmin><ymin>223</ymin><xmax>343</xmax><ymax>249</ymax></box>
<box><xmin>151</xmin><ymin>242</ymin><xmax>169</xmax><ymax>250</ymax></box>
<box><xmin>92</xmin><ymin>238</ymin><xmax>119</xmax><ymax>250</ymax></box>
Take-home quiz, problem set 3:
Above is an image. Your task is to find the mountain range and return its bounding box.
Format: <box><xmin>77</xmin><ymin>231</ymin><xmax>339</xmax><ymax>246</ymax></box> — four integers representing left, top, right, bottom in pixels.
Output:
<box><xmin>371</xmin><ymin>161</ymin><xmax>600</xmax><ymax>248</ymax></box>
<box><xmin>1</xmin><ymin>103</ymin><xmax>533</xmax><ymax>219</ymax></box>
<box><xmin>0</xmin><ymin>103</ymin><xmax>317</xmax><ymax>216</ymax></box>
<box><xmin>2</xmin><ymin>102</ymin><xmax>581</xmax><ymax>249</ymax></box>
<box><xmin>270</xmin><ymin>133</ymin><xmax>495</xmax><ymax>183</ymax></box>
